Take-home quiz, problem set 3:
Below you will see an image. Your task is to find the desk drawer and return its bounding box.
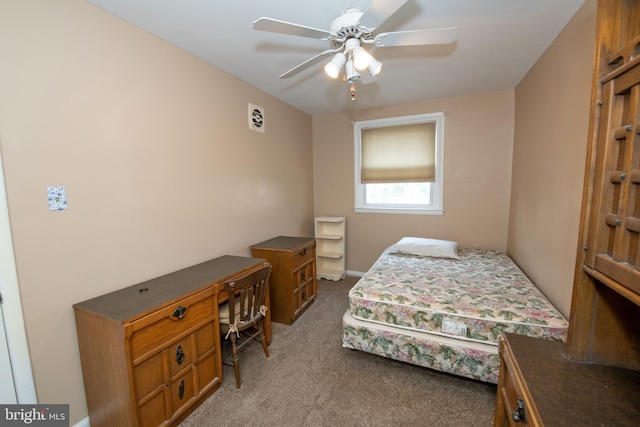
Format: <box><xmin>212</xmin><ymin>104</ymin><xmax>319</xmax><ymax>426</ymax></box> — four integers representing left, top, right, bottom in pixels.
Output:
<box><xmin>130</xmin><ymin>288</ymin><xmax>215</xmax><ymax>361</ymax></box>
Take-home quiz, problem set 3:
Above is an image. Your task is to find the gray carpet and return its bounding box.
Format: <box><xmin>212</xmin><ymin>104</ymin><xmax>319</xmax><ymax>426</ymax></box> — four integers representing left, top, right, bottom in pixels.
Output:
<box><xmin>180</xmin><ymin>277</ymin><xmax>497</xmax><ymax>426</ymax></box>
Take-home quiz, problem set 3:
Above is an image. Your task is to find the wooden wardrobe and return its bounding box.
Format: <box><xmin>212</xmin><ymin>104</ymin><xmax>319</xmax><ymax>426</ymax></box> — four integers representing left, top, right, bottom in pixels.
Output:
<box><xmin>494</xmin><ymin>1</ymin><xmax>640</xmax><ymax>425</ymax></box>
<box><xmin>567</xmin><ymin>0</ymin><xmax>640</xmax><ymax>374</ymax></box>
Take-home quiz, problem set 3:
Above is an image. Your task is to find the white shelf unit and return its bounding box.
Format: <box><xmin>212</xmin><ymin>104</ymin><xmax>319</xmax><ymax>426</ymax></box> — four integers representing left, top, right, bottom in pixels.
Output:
<box><xmin>314</xmin><ymin>216</ymin><xmax>346</xmax><ymax>281</ymax></box>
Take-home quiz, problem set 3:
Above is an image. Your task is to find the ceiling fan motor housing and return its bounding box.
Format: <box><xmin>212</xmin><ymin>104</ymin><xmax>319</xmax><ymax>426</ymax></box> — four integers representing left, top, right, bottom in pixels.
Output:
<box><xmin>329</xmin><ymin>8</ymin><xmax>374</xmax><ymax>47</ymax></box>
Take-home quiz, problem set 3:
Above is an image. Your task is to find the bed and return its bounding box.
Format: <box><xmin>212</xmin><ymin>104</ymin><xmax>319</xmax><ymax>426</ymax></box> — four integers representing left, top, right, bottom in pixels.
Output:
<box><xmin>342</xmin><ymin>237</ymin><xmax>569</xmax><ymax>384</ymax></box>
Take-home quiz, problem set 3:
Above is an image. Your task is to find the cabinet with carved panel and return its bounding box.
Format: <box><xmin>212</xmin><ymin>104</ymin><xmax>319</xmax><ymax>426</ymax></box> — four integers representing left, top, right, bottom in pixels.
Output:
<box><xmin>251</xmin><ymin>236</ymin><xmax>316</xmax><ymax>325</ymax></box>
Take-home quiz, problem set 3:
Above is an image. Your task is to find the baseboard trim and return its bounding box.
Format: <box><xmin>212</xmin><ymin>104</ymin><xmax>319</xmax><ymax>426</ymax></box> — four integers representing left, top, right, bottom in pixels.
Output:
<box><xmin>346</xmin><ymin>270</ymin><xmax>365</xmax><ymax>277</ymax></box>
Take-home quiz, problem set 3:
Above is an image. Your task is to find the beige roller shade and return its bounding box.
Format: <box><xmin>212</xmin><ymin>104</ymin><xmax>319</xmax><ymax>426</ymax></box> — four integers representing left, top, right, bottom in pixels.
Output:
<box><xmin>361</xmin><ymin>122</ymin><xmax>436</xmax><ymax>183</ymax></box>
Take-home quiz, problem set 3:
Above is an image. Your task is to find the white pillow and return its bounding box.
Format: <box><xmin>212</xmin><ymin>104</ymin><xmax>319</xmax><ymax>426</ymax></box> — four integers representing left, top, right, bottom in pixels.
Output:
<box><xmin>388</xmin><ymin>237</ymin><xmax>460</xmax><ymax>259</ymax></box>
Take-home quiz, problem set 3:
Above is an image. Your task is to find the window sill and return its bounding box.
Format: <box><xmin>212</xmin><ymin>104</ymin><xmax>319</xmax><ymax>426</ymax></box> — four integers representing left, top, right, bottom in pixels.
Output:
<box><xmin>354</xmin><ymin>207</ymin><xmax>443</xmax><ymax>215</ymax></box>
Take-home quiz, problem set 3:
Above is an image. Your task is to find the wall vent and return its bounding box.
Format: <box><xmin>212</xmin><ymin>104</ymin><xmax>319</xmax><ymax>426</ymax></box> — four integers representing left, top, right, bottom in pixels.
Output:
<box><xmin>248</xmin><ymin>103</ymin><xmax>265</xmax><ymax>133</ymax></box>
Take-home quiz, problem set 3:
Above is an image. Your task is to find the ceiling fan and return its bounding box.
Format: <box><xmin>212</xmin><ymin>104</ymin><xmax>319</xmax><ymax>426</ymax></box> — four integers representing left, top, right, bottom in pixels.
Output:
<box><xmin>253</xmin><ymin>0</ymin><xmax>460</xmax><ymax>93</ymax></box>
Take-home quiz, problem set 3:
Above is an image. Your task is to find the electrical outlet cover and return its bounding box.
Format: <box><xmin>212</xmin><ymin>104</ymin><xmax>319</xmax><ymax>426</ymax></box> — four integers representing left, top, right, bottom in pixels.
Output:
<box><xmin>47</xmin><ymin>187</ymin><xmax>67</xmax><ymax>211</ymax></box>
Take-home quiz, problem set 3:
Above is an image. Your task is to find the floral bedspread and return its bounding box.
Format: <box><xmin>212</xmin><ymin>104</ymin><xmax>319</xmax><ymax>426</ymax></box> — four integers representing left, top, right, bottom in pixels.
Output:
<box><xmin>349</xmin><ymin>248</ymin><xmax>568</xmax><ymax>345</ymax></box>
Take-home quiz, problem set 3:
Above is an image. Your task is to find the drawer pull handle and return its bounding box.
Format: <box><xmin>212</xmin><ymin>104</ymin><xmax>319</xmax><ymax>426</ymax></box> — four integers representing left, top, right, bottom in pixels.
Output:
<box><xmin>303</xmin><ymin>247</ymin><xmax>308</xmax><ymax>255</ymax></box>
<box><xmin>172</xmin><ymin>306</ymin><xmax>187</xmax><ymax>319</ymax></box>
<box><xmin>512</xmin><ymin>398</ymin><xmax>527</xmax><ymax>423</ymax></box>
<box><xmin>301</xmin><ymin>270</ymin><xmax>305</xmax><ymax>281</ymax></box>
<box><xmin>178</xmin><ymin>379</ymin><xmax>185</xmax><ymax>400</ymax></box>
<box><xmin>176</xmin><ymin>345</ymin><xmax>185</xmax><ymax>365</ymax></box>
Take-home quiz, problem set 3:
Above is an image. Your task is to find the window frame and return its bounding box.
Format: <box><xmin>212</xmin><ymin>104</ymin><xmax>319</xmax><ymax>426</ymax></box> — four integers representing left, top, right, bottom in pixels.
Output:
<box><xmin>353</xmin><ymin>112</ymin><xmax>445</xmax><ymax>215</ymax></box>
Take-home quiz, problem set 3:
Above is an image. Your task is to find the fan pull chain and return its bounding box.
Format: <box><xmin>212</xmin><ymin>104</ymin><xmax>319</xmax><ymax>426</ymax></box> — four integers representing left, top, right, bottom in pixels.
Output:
<box><xmin>350</xmin><ymin>83</ymin><xmax>356</xmax><ymax>101</ymax></box>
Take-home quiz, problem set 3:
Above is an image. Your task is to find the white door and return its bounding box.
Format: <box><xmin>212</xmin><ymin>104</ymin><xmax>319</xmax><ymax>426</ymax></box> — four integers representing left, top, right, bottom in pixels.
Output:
<box><xmin>0</xmin><ymin>150</ymin><xmax>35</xmax><ymax>404</ymax></box>
<box><xmin>0</xmin><ymin>300</ymin><xmax>17</xmax><ymax>403</ymax></box>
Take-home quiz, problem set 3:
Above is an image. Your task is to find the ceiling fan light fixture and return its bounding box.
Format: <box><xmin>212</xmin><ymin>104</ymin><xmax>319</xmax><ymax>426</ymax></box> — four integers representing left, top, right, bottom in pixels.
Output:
<box><xmin>324</xmin><ymin>52</ymin><xmax>346</xmax><ymax>79</ymax></box>
<box><xmin>353</xmin><ymin>46</ymin><xmax>373</xmax><ymax>70</ymax></box>
<box><xmin>345</xmin><ymin>59</ymin><xmax>361</xmax><ymax>83</ymax></box>
<box><xmin>368</xmin><ymin>58</ymin><xmax>383</xmax><ymax>76</ymax></box>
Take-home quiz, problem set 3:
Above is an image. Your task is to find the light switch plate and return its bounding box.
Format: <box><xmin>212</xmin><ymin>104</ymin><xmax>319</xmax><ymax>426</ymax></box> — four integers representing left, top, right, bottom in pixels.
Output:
<box><xmin>47</xmin><ymin>187</ymin><xmax>67</xmax><ymax>211</ymax></box>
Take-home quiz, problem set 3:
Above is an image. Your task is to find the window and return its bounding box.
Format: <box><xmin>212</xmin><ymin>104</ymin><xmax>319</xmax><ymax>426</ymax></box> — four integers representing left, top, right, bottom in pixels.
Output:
<box><xmin>354</xmin><ymin>112</ymin><xmax>444</xmax><ymax>214</ymax></box>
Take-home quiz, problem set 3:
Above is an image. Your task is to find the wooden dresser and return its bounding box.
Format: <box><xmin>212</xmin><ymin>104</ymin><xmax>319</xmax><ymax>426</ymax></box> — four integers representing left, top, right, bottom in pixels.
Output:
<box><xmin>250</xmin><ymin>236</ymin><xmax>316</xmax><ymax>325</ymax></box>
<box><xmin>495</xmin><ymin>0</ymin><xmax>640</xmax><ymax>425</ymax></box>
<box><xmin>74</xmin><ymin>255</ymin><xmax>269</xmax><ymax>427</ymax></box>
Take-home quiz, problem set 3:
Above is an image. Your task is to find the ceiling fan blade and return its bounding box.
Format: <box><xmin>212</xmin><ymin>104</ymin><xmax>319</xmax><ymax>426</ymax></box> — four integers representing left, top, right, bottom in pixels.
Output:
<box><xmin>374</xmin><ymin>27</ymin><xmax>460</xmax><ymax>47</ymax></box>
<box><xmin>278</xmin><ymin>48</ymin><xmax>340</xmax><ymax>79</ymax></box>
<box><xmin>358</xmin><ymin>0</ymin><xmax>408</xmax><ymax>32</ymax></box>
<box><xmin>253</xmin><ymin>17</ymin><xmax>332</xmax><ymax>40</ymax></box>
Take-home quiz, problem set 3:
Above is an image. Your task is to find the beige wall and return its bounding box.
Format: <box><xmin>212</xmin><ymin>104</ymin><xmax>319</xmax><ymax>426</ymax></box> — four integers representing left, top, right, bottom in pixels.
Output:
<box><xmin>0</xmin><ymin>0</ymin><xmax>597</xmax><ymax>424</ymax></box>
<box><xmin>508</xmin><ymin>0</ymin><xmax>596</xmax><ymax>317</ymax></box>
<box><xmin>0</xmin><ymin>0</ymin><xmax>312</xmax><ymax>424</ymax></box>
<box><xmin>313</xmin><ymin>90</ymin><xmax>515</xmax><ymax>273</ymax></box>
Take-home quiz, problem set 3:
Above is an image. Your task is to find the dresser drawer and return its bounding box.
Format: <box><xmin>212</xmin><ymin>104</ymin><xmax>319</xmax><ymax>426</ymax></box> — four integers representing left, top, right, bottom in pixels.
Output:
<box><xmin>134</xmin><ymin>352</ymin><xmax>164</xmax><ymax>399</ymax></box>
<box><xmin>133</xmin><ymin>322</ymin><xmax>219</xmax><ymax>426</ymax></box>
<box><xmin>170</xmin><ymin>368</ymin><xmax>195</xmax><ymax>415</ymax></box>
<box><xmin>168</xmin><ymin>335</ymin><xmax>194</xmax><ymax>376</ymax></box>
<box><xmin>498</xmin><ymin>370</ymin><xmax>525</xmax><ymax>427</ymax></box>
<box><xmin>137</xmin><ymin>388</ymin><xmax>166</xmax><ymax>427</ymax></box>
<box><xmin>291</xmin><ymin>242</ymin><xmax>315</xmax><ymax>270</ymax></box>
<box><xmin>135</xmin><ymin>365</ymin><xmax>196</xmax><ymax>427</ymax></box>
<box><xmin>495</xmin><ymin>337</ymin><xmax>538</xmax><ymax>427</ymax></box>
<box><xmin>130</xmin><ymin>288</ymin><xmax>215</xmax><ymax>361</ymax></box>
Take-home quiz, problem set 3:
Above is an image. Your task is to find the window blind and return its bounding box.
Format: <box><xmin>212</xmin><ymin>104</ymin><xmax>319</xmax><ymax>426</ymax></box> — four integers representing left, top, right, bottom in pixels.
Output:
<box><xmin>361</xmin><ymin>122</ymin><xmax>436</xmax><ymax>183</ymax></box>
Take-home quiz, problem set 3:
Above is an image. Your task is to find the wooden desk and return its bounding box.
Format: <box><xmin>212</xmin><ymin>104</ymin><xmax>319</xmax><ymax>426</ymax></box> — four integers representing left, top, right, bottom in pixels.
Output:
<box><xmin>74</xmin><ymin>255</ymin><xmax>270</xmax><ymax>427</ymax></box>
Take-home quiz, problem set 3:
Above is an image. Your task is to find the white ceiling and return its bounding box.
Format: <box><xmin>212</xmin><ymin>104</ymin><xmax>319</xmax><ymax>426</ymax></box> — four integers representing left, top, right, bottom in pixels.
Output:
<box><xmin>87</xmin><ymin>0</ymin><xmax>586</xmax><ymax>116</ymax></box>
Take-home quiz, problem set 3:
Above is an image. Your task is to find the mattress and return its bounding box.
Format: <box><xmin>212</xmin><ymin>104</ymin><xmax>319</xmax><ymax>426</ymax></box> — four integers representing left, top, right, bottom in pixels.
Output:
<box><xmin>348</xmin><ymin>248</ymin><xmax>569</xmax><ymax>347</ymax></box>
<box><xmin>342</xmin><ymin>310</ymin><xmax>501</xmax><ymax>383</ymax></box>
